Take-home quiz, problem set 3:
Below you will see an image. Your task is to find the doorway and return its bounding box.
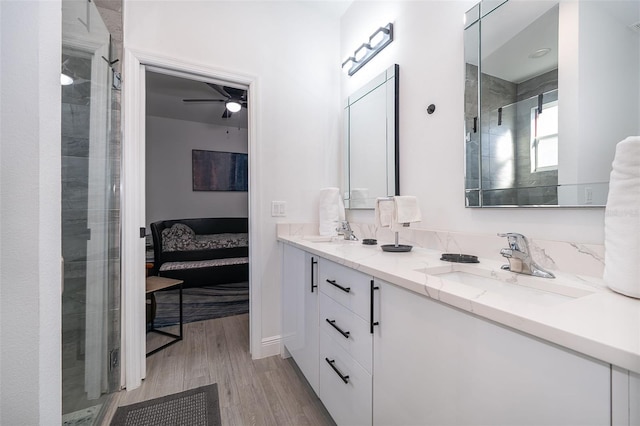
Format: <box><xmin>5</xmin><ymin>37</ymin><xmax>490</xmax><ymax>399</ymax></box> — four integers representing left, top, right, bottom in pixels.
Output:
<box><xmin>144</xmin><ymin>70</ymin><xmax>250</xmax><ymax>342</ymax></box>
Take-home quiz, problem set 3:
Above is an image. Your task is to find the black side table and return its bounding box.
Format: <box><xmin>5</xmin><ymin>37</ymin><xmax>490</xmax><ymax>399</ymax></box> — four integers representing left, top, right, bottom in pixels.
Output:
<box><xmin>145</xmin><ymin>276</ymin><xmax>183</xmax><ymax>357</ymax></box>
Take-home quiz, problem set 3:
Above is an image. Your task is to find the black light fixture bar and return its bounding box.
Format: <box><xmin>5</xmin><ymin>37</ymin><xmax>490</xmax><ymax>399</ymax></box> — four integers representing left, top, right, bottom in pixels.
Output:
<box><xmin>343</xmin><ymin>23</ymin><xmax>394</xmax><ymax>77</ymax></box>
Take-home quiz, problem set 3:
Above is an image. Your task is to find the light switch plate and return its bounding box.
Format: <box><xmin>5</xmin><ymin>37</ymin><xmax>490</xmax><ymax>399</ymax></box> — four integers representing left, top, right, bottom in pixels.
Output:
<box><xmin>271</xmin><ymin>201</ymin><xmax>287</xmax><ymax>217</ymax></box>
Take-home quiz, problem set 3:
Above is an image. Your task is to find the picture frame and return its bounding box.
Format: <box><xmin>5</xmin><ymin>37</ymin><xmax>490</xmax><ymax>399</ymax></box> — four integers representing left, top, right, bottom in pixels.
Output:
<box><xmin>192</xmin><ymin>149</ymin><xmax>248</xmax><ymax>191</ymax></box>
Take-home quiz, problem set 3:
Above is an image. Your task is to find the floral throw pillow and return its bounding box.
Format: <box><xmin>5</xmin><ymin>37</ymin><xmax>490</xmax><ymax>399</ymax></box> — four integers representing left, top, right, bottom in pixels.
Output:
<box><xmin>162</xmin><ymin>223</ymin><xmax>197</xmax><ymax>252</ymax></box>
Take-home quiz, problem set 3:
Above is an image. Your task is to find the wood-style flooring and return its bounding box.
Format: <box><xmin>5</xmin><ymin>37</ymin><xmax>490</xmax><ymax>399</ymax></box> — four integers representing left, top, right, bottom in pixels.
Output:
<box><xmin>101</xmin><ymin>314</ymin><xmax>335</xmax><ymax>426</ymax></box>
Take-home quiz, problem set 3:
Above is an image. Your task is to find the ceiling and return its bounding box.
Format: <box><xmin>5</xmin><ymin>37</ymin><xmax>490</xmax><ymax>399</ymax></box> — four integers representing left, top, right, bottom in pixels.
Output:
<box><xmin>146</xmin><ymin>71</ymin><xmax>249</xmax><ymax>128</ymax></box>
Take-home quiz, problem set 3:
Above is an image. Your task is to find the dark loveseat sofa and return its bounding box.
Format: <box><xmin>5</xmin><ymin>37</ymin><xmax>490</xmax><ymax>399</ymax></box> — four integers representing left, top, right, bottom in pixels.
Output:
<box><xmin>150</xmin><ymin>217</ymin><xmax>249</xmax><ymax>288</ymax></box>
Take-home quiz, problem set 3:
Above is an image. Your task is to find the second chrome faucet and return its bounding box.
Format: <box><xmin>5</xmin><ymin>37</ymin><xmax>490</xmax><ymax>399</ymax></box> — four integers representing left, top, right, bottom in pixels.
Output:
<box><xmin>498</xmin><ymin>232</ymin><xmax>555</xmax><ymax>278</ymax></box>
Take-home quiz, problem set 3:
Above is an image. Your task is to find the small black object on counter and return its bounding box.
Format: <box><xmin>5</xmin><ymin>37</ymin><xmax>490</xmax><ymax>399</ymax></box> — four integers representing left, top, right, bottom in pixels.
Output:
<box><xmin>440</xmin><ymin>253</ymin><xmax>479</xmax><ymax>263</ymax></box>
<box><xmin>362</xmin><ymin>239</ymin><xmax>377</xmax><ymax>245</ymax></box>
<box><xmin>382</xmin><ymin>244</ymin><xmax>413</xmax><ymax>252</ymax></box>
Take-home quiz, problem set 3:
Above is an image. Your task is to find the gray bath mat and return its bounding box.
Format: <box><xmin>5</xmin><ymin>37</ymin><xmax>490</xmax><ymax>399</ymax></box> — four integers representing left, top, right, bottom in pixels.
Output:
<box><xmin>110</xmin><ymin>384</ymin><xmax>221</xmax><ymax>426</ymax></box>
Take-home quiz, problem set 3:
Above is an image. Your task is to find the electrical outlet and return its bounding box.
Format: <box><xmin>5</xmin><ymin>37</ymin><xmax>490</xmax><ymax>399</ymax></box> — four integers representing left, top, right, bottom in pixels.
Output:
<box><xmin>271</xmin><ymin>201</ymin><xmax>287</xmax><ymax>217</ymax></box>
<box><xmin>585</xmin><ymin>187</ymin><xmax>593</xmax><ymax>204</ymax></box>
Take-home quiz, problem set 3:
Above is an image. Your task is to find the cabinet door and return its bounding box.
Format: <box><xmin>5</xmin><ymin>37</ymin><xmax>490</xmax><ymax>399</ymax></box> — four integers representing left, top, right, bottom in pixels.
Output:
<box><xmin>282</xmin><ymin>244</ymin><xmax>319</xmax><ymax>393</ymax></box>
<box><xmin>320</xmin><ymin>329</ymin><xmax>372</xmax><ymax>426</ymax></box>
<box><xmin>373</xmin><ymin>279</ymin><xmax>610</xmax><ymax>426</ymax></box>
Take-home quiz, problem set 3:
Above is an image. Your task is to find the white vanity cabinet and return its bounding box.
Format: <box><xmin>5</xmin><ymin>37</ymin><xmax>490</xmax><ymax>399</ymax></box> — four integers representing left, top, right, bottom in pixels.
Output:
<box><xmin>612</xmin><ymin>367</ymin><xmax>640</xmax><ymax>425</ymax></box>
<box><xmin>318</xmin><ymin>259</ymin><xmax>373</xmax><ymax>426</ymax></box>
<box><xmin>372</xmin><ymin>279</ymin><xmax>611</xmax><ymax>426</ymax></box>
<box><xmin>282</xmin><ymin>244</ymin><xmax>320</xmax><ymax>393</ymax></box>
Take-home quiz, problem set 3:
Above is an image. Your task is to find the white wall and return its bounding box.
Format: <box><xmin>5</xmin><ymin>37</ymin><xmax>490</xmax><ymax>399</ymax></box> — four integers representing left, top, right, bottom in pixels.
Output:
<box><xmin>341</xmin><ymin>1</ymin><xmax>605</xmax><ymax>245</ymax></box>
<box><xmin>0</xmin><ymin>1</ymin><xmax>62</xmax><ymax>423</ymax></box>
<box><xmin>559</xmin><ymin>1</ymin><xmax>640</xmax><ymax>205</ymax></box>
<box><xmin>125</xmin><ymin>1</ymin><xmax>342</xmax><ymax>353</ymax></box>
<box><xmin>146</xmin><ymin>116</ymin><xmax>248</xmax><ymax>227</ymax></box>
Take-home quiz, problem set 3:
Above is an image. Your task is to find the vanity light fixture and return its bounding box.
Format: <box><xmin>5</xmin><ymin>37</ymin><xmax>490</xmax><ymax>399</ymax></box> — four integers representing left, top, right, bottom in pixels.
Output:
<box><xmin>342</xmin><ymin>23</ymin><xmax>394</xmax><ymax>77</ymax></box>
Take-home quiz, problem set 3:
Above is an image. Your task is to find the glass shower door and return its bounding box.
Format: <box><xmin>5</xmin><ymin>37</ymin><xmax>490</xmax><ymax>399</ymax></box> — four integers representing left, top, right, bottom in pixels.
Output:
<box><xmin>62</xmin><ymin>0</ymin><xmax>120</xmax><ymax>423</ymax></box>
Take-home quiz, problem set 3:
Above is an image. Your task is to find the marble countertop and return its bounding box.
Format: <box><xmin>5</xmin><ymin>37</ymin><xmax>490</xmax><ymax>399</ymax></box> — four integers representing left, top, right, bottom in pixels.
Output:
<box><xmin>278</xmin><ymin>234</ymin><xmax>640</xmax><ymax>374</ymax></box>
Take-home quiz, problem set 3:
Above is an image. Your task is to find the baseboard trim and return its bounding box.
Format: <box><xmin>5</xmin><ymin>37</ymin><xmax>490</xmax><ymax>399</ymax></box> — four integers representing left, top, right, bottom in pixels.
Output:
<box><xmin>260</xmin><ymin>335</ymin><xmax>281</xmax><ymax>358</ymax></box>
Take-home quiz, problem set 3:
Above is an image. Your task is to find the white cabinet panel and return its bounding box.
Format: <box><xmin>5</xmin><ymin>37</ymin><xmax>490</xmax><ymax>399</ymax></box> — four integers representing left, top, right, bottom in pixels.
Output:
<box><xmin>320</xmin><ymin>329</ymin><xmax>372</xmax><ymax>426</ymax></box>
<box><xmin>319</xmin><ymin>291</ymin><xmax>372</xmax><ymax>373</ymax></box>
<box><xmin>320</xmin><ymin>259</ymin><xmax>371</xmax><ymax>320</ymax></box>
<box><xmin>282</xmin><ymin>244</ymin><xmax>319</xmax><ymax>393</ymax></box>
<box><xmin>632</xmin><ymin>371</ymin><xmax>640</xmax><ymax>425</ymax></box>
<box><xmin>373</xmin><ymin>279</ymin><xmax>610</xmax><ymax>426</ymax></box>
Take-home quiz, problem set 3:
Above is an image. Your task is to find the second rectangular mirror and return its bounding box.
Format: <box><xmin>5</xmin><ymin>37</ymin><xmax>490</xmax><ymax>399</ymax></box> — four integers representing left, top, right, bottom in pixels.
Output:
<box><xmin>344</xmin><ymin>64</ymin><xmax>399</xmax><ymax>209</ymax></box>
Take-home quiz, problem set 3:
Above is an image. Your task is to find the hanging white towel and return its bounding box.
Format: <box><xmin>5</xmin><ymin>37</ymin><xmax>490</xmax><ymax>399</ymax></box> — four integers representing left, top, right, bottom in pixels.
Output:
<box><xmin>393</xmin><ymin>196</ymin><xmax>422</xmax><ymax>225</ymax></box>
<box><xmin>319</xmin><ymin>187</ymin><xmax>345</xmax><ymax>236</ymax></box>
<box><xmin>375</xmin><ymin>197</ymin><xmax>395</xmax><ymax>228</ymax></box>
<box><xmin>604</xmin><ymin>136</ymin><xmax>640</xmax><ymax>298</ymax></box>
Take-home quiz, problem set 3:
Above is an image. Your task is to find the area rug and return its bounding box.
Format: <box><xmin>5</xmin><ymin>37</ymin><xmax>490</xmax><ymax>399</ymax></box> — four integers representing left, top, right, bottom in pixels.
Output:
<box><xmin>111</xmin><ymin>384</ymin><xmax>221</xmax><ymax>426</ymax></box>
<box><xmin>152</xmin><ymin>282</ymin><xmax>248</xmax><ymax>328</ymax></box>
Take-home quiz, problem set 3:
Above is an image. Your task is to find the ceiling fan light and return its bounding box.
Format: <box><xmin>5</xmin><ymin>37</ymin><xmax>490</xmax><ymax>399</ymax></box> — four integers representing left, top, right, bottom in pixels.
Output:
<box><xmin>226</xmin><ymin>101</ymin><xmax>242</xmax><ymax>113</ymax></box>
<box><xmin>60</xmin><ymin>73</ymin><xmax>74</xmax><ymax>86</ymax></box>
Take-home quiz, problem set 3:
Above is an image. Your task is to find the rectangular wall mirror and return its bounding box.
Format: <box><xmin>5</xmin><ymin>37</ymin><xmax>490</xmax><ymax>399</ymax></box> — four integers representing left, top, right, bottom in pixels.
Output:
<box><xmin>344</xmin><ymin>64</ymin><xmax>399</xmax><ymax>209</ymax></box>
<box><xmin>464</xmin><ymin>0</ymin><xmax>640</xmax><ymax>207</ymax></box>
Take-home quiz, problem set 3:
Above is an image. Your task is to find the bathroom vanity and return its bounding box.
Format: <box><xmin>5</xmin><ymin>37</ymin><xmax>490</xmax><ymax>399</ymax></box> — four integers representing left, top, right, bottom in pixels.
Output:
<box><xmin>279</xmin><ymin>229</ymin><xmax>640</xmax><ymax>425</ymax></box>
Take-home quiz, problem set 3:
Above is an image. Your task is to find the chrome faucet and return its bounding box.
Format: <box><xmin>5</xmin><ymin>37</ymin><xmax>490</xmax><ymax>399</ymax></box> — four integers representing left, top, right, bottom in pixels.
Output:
<box><xmin>498</xmin><ymin>233</ymin><xmax>555</xmax><ymax>278</ymax></box>
<box><xmin>337</xmin><ymin>220</ymin><xmax>358</xmax><ymax>241</ymax></box>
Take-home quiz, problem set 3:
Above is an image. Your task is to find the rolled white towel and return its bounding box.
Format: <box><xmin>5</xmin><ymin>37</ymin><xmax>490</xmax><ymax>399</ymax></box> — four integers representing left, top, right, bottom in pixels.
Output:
<box><xmin>392</xmin><ymin>196</ymin><xmax>422</xmax><ymax>230</ymax></box>
<box><xmin>319</xmin><ymin>187</ymin><xmax>345</xmax><ymax>236</ymax></box>
<box><xmin>604</xmin><ymin>136</ymin><xmax>640</xmax><ymax>298</ymax></box>
<box><xmin>375</xmin><ymin>198</ymin><xmax>395</xmax><ymax>228</ymax></box>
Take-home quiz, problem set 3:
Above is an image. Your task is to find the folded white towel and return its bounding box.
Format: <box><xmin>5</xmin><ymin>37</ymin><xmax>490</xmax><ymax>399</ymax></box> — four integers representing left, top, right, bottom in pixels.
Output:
<box><xmin>393</xmin><ymin>196</ymin><xmax>422</xmax><ymax>225</ymax></box>
<box><xmin>350</xmin><ymin>188</ymin><xmax>369</xmax><ymax>208</ymax></box>
<box><xmin>319</xmin><ymin>187</ymin><xmax>345</xmax><ymax>236</ymax></box>
<box><xmin>375</xmin><ymin>198</ymin><xmax>395</xmax><ymax>228</ymax></box>
<box><xmin>604</xmin><ymin>136</ymin><xmax>640</xmax><ymax>298</ymax></box>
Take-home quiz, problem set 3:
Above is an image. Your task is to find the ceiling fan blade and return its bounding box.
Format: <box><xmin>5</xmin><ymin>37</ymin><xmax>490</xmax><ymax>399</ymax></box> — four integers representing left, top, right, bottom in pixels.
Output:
<box><xmin>182</xmin><ymin>98</ymin><xmax>226</xmax><ymax>103</ymax></box>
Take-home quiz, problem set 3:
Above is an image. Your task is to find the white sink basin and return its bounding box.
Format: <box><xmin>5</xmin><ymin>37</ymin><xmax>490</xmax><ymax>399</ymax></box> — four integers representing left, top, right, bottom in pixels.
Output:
<box><xmin>415</xmin><ymin>264</ymin><xmax>594</xmax><ymax>307</ymax></box>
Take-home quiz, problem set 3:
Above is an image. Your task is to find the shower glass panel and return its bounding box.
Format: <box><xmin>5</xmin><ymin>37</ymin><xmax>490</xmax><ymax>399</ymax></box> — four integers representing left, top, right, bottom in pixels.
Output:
<box><xmin>481</xmin><ymin>89</ymin><xmax>559</xmax><ymax>206</ymax></box>
<box><xmin>62</xmin><ymin>0</ymin><xmax>121</xmax><ymax>423</ymax></box>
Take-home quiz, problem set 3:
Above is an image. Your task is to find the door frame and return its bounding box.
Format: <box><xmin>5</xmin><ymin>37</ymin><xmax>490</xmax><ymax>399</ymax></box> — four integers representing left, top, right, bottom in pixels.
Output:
<box><xmin>121</xmin><ymin>48</ymin><xmax>260</xmax><ymax>389</ymax></box>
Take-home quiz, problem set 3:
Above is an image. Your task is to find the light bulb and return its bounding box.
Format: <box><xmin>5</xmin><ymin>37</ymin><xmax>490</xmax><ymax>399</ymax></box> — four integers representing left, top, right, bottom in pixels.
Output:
<box><xmin>226</xmin><ymin>101</ymin><xmax>242</xmax><ymax>113</ymax></box>
<box><xmin>369</xmin><ymin>29</ymin><xmax>387</xmax><ymax>48</ymax></box>
<box><xmin>60</xmin><ymin>73</ymin><xmax>74</xmax><ymax>86</ymax></box>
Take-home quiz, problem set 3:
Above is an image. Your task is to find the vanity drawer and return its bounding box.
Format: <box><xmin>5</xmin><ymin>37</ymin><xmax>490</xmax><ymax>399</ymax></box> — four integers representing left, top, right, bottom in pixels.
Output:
<box><xmin>320</xmin><ymin>329</ymin><xmax>372</xmax><ymax>426</ymax></box>
<box><xmin>320</xmin><ymin>292</ymin><xmax>372</xmax><ymax>374</ymax></box>
<box><xmin>319</xmin><ymin>259</ymin><xmax>371</xmax><ymax>321</ymax></box>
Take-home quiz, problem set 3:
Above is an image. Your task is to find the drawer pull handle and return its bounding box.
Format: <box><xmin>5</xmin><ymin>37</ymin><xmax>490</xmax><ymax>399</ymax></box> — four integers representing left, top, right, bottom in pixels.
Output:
<box><xmin>326</xmin><ymin>319</ymin><xmax>350</xmax><ymax>339</ymax></box>
<box><xmin>326</xmin><ymin>279</ymin><xmax>351</xmax><ymax>293</ymax></box>
<box><xmin>310</xmin><ymin>257</ymin><xmax>318</xmax><ymax>293</ymax></box>
<box><xmin>325</xmin><ymin>358</ymin><xmax>350</xmax><ymax>384</ymax></box>
<box><xmin>370</xmin><ymin>279</ymin><xmax>380</xmax><ymax>334</ymax></box>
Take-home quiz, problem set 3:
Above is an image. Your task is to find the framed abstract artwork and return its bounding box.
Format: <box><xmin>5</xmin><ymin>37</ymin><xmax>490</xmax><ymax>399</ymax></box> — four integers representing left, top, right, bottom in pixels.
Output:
<box><xmin>192</xmin><ymin>150</ymin><xmax>248</xmax><ymax>191</ymax></box>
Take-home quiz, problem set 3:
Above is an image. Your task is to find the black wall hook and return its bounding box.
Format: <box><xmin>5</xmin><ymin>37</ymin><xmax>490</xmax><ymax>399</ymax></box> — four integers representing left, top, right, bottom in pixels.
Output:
<box><xmin>427</xmin><ymin>104</ymin><xmax>436</xmax><ymax>114</ymax></box>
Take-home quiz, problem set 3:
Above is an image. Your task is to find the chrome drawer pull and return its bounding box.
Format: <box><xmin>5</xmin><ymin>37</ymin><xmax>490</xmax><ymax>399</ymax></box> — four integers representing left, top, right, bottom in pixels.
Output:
<box><xmin>326</xmin><ymin>279</ymin><xmax>351</xmax><ymax>293</ymax></box>
<box><xmin>325</xmin><ymin>358</ymin><xmax>350</xmax><ymax>384</ymax></box>
<box><xmin>326</xmin><ymin>319</ymin><xmax>350</xmax><ymax>339</ymax></box>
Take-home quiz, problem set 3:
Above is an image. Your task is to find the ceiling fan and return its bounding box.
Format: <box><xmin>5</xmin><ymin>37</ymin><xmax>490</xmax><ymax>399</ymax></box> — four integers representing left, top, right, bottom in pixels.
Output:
<box><xmin>182</xmin><ymin>83</ymin><xmax>247</xmax><ymax>118</ymax></box>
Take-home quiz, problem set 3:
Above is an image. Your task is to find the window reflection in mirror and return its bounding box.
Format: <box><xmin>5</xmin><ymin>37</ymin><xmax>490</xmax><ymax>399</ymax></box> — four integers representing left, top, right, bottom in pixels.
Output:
<box><xmin>344</xmin><ymin>64</ymin><xmax>399</xmax><ymax>209</ymax></box>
